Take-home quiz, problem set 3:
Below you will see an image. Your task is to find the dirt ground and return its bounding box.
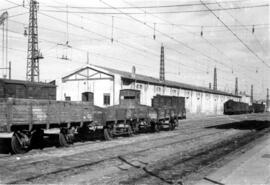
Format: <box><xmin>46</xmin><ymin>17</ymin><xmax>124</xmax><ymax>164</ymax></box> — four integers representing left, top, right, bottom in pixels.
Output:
<box><xmin>0</xmin><ymin>113</ymin><xmax>269</xmax><ymax>184</ymax></box>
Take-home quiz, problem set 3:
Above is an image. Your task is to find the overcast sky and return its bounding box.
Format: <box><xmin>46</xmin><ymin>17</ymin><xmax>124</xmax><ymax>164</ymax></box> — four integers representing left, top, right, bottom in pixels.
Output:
<box><xmin>0</xmin><ymin>0</ymin><xmax>269</xmax><ymax>100</ymax></box>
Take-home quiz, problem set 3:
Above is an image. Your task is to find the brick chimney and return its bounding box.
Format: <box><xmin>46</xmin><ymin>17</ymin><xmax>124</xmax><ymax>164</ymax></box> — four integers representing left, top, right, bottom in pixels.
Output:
<box><xmin>159</xmin><ymin>44</ymin><xmax>165</xmax><ymax>82</ymax></box>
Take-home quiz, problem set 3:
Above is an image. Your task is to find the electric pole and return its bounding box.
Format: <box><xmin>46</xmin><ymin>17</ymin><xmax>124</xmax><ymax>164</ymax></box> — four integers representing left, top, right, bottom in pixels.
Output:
<box><xmin>213</xmin><ymin>67</ymin><xmax>217</xmax><ymax>91</ymax></box>
<box><xmin>26</xmin><ymin>0</ymin><xmax>43</xmax><ymax>82</ymax></box>
<box><xmin>267</xmin><ymin>88</ymin><xmax>269</xmax><ymax>112</ymax></box>
<box><xmin>235</xmin><ymin>77</ymin><xmax>238</xmax><ymax>95</ymax></box>
<box><xmin>251</xmin><ymin>84</ymin><xmax>253</xmax><ymax>104</ymax></box>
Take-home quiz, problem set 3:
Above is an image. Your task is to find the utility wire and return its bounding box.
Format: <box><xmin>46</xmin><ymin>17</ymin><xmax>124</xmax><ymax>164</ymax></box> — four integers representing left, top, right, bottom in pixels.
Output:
<box><xmin>215</xmin><ymin>0</ymin><xmax>267</xmax><ymax>55</ymax></box>
<box><xmin>100</xmin><ymin>0</ymin><xmax>235</xmax><ymax>71</ymax></box>
<box><xmin>39</xmin><ymin>4</ymin><xmax>269</xmax><ymax>14</ymax></box>
<box><xmin>39</xmin><ymin>1</ymin><xmax>211</xmax><ymax>73</ymax></box>
<box><xmin>121</xmin><ymin>0</ymin><xmax>259</xmax><ymax>81</ymax></box>
<box><xmin>3</xmin><ymin>0</ymin><xmax>262</xmax><ymax>81</ymax></box>
<box><xmin>41</xmin><ymin>0</ymin><xmax>248</xmax><ymax>10</ymax></box>
<box><xmin>200</xmin><ymin>0</ymin><xmax>270</xmax><ymax>68</ymax></box>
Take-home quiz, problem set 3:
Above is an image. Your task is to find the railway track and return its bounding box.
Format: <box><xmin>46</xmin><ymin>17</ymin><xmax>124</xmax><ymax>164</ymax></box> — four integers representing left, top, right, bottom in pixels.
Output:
<box><xmin>0</xmin><ymin>113</ymin><xmax>269</xmax><ymax>184</ymax></box>
<box><xmin>125</xmin><ymin>126</ymin><xmax>270</xmax><ymax>185</ymax></box>
<box><xmin>2</xmin><ymin>129</ymin><xmax>227</xmax><ymax>184</ymax></box>
<box><xmin>1</xmin><ymin>128</ymin><xmax>236</xmax><ymax>184</ymax></box>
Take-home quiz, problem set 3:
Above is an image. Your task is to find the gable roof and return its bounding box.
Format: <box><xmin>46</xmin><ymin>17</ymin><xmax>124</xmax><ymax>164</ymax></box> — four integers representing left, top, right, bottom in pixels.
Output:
<box><xmin>92</xmin><ymin>65</ymin><xmax>240</xmax><ymax>98</ymax></box>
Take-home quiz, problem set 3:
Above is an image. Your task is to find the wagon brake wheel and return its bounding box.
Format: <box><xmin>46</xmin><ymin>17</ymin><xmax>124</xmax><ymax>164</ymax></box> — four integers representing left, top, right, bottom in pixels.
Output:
<box><xmin>11</xmin><ymin>132</ymin><xmax>31</xmax><ymax>154</ymax></box>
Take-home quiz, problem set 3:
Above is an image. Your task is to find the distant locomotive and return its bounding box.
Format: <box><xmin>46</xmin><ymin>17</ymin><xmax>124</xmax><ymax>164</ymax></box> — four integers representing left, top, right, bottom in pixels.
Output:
<box><xmin>251</xmin><ymin>103</ymin><xmax>265</xmax><ymax>113</ymax></box>
<box><xmin>0</xmin><ymin>79</ymin><xmax>187</xmax><ymax>154</ymax></box>
<box><xmin>223</xmin><ymin>100</ymin><xmax>250</xmax><ymax>115</ymax></box>
<box><xmin>224</xmin><ymin>99</ymin><xmax>265</xmax><ymax>115</ymax></box>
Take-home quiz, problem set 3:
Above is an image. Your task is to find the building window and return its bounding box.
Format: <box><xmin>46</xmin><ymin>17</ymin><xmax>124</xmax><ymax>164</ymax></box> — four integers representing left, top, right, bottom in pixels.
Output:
<box><xmin>103</xmin><ymin>93</ymin><xmax>110</xmax><ymax>105</ymax></box>
<box><xmin>136</xmin><ymin>84</ymin><xmax>143</xmax><ymax>89</ymax></box>
<box><xmin>155</xmin><ymin>86</ymin><xmax>161</xmax><ymax>93</ymax></box>
<box><xmin>171</xmin><ymin>88</ymin><xmax>177</xmax><ymax>96</ymax></box>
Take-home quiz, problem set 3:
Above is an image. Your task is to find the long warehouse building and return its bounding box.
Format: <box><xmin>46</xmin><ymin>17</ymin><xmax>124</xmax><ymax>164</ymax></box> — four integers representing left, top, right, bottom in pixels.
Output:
<box><xmin>54</xmin><ymin>64</ymin><xmax>241</xmax><ymax>116</ymax></box>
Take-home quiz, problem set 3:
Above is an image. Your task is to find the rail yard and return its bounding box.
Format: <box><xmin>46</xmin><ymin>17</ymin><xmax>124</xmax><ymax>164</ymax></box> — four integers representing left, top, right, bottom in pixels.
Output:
<box><xmin>0</xmin><ymin>113</ymin><xmax>269</xmax><ymax>184</ymax></box>
<box><xmin>0</xmin><ymin>0</ymin><xmax>270</xmax><ymax>184</ymax></box>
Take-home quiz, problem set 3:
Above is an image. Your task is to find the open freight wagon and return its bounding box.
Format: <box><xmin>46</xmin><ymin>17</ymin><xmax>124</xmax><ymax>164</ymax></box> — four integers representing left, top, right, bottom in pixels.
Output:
<box><xmin>151</xmin><ymin>94</ymin><xmax>186</xmax><ymax>129</ymax></box>
<box><xmin>0</xmin><ymin>97</ymin><xmax>105</xmax><ymax>154</ymax></box>
<box><xmin>0</xmin><ymin>78</ymin><xmax>107</xmax><ymax>154</ymax></box>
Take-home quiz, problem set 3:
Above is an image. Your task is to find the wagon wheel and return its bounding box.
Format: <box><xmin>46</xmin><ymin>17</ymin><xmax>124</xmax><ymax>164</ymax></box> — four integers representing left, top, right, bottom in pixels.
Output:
<box><xmin>58</xmin><ymin>128</ymin><xmax>74</xmax><ymax>147</ymax></box>
<box><xmin>103</xmin><ymin>128</ymin><xmax>113</xmax><ymax>141</ymax></box>
<box><xmin>11</xmin><ymin>132</ymin><xmax>31</xmax><ymax>154</ymax></box>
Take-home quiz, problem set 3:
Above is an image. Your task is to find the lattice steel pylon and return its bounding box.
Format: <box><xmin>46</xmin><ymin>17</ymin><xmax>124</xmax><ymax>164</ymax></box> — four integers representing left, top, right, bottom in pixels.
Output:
<box><xmin>26</xmin><ymin>0</ymin><xmax>43</xmax><ymax>82</ymax></box>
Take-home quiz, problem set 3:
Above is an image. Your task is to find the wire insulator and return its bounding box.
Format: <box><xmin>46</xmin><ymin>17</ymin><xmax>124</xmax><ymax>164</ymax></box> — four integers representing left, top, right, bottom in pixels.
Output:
<box><xmin>153</xmin><ymin>23</ymin><xmax>156</xmax><ymax>40</ymax></box>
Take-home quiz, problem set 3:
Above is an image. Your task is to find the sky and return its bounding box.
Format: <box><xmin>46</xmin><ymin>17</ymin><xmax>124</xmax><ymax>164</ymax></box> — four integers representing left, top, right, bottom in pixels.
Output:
<box><xmin>0</xmin><ymin>0</ymin><xmax>269</xmax><ymax>100</ymax></box>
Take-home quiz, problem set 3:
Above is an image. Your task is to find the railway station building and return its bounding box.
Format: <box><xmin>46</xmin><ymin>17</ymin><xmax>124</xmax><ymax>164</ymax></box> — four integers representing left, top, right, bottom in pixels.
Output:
<box><xmin>54</xmin><ymin>64</ymin><xmax>241</xmax><ymax>116</ymax></box>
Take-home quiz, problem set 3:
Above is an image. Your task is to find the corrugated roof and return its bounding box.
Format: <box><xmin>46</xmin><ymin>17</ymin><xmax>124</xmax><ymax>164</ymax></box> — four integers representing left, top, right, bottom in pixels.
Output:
<box><xmin>94</xmin><ymin>65</ymin><xmax>240</xmax><ymax>98</ymax></box>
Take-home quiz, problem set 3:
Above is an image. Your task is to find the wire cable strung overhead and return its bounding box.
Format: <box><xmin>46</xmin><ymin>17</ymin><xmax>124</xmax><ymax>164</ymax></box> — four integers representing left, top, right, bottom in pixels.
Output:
<box><xmin>121</xmin><ymin>0</ymin><xmax>264</xmax><ymax>78</ymax></box>
<box><xmin>40</xmin><ymin>0</ymin><xmax>250</xmax><ymax>10</ymax></box>
<box><xmin>35</xmin><ymin>0</ymin><xmax>262</xmax><ymax>81</ymax></box>
<box><xmin>215</xmin><ymin>0</ymin><xmax>267</xmax><ymax>55</ymax></box>
<box><xmin>3</xmin><ymin>0</ymin><xmax>267</xmax><ymax>89</ymax></box>
<box><xmin>34</xmin><ymin>0</ymin><xmax>217</xmax><ymax>74</ymax></box>
<box><xmin>119</xmin><ymin>0</ymin><xmax>262</xmax><ymax>83</ymax></box>
<box><xmin>39</xmin><ymin>4</ymin><xmax>269</xmax><ymax>14</ymax></box>
<box><xmin>99</xmin><ymin>0</ymin><xmax>237</xmax><ymax>70</ymax></box>
<box><xmin>40</xmin><ymin>0</ymin><xmax>242</xmax><ymax>78</ymax></box>
<box><xmin>200</xmin><ymin>0</ymin><xmax>270</xmax><ymax>68</ymax></box>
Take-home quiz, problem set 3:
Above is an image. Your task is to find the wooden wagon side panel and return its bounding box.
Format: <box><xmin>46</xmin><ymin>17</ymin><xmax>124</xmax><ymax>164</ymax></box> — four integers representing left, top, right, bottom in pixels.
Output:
<box><xmin>11</xmin><ymin>101</ymin><xmax>31</xmax><ymax>125</ymax></box>
<box><xmin>0</xmin><ymin>101</ymin><xmax>8</xmax><ymax>131</ymax></box>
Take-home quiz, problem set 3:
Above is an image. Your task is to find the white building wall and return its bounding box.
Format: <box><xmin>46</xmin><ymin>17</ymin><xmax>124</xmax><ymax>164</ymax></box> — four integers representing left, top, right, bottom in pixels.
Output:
<box><xmin>56</xmin><ymin>67</ymin><xmax>241</xmax><ymax>115</ymax></box>
<box><xmin>56</xmin><ymin>78</ymin><xmax>114</xmax><ymax>107</ymax></box>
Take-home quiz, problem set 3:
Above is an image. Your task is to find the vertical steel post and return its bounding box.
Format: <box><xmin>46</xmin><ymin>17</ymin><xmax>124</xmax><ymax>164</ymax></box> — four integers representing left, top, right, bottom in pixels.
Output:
<box><xmin>251</xmin><ymin>84</ymin><xmax>253</xmax><ymax>104</ymax></box>
<box><xmin>8</xmin><ymin>61</ymin><xmax>11</xmax><ymax>79</ymax></box>
<box><xmin>266</xmin><ymin>88</ymin><xmax>269</xmax><ymax>112</ymax></box>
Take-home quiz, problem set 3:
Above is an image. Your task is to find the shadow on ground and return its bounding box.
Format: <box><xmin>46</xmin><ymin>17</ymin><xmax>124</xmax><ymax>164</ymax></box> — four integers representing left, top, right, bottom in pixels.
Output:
<box><xmin>206</xmin><ymin>120</ymin><xmax>270</xmax><ymax>131</ymax></box>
